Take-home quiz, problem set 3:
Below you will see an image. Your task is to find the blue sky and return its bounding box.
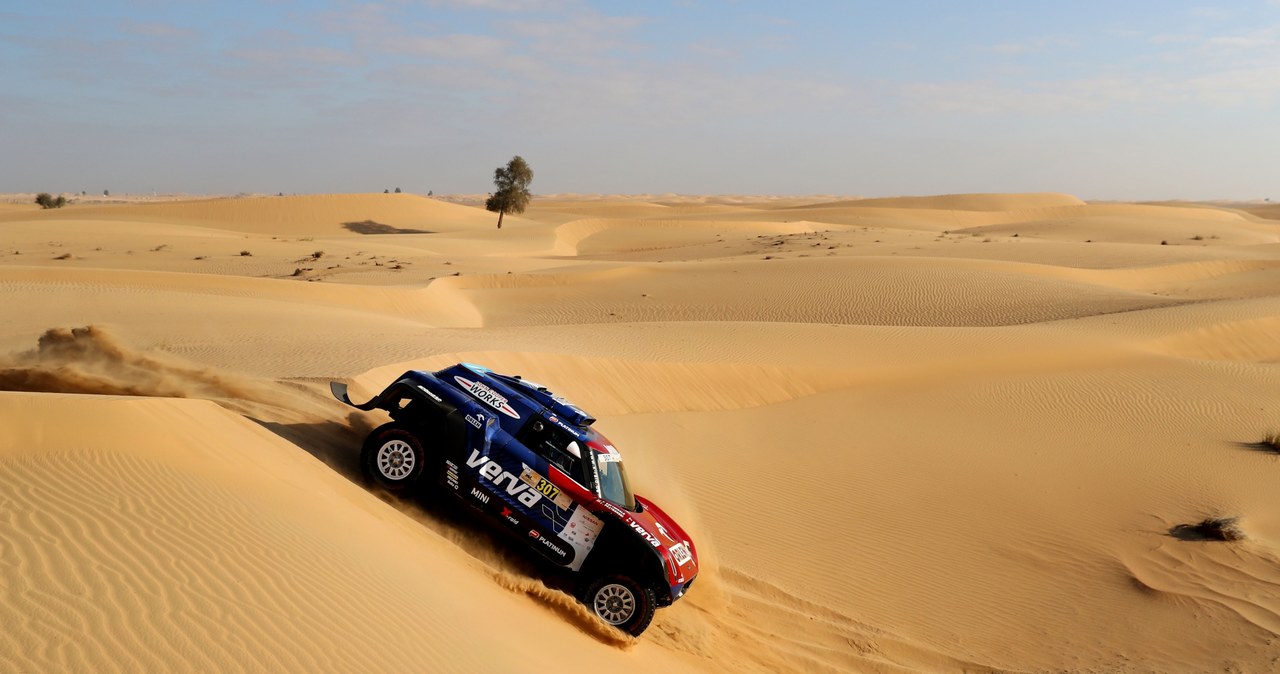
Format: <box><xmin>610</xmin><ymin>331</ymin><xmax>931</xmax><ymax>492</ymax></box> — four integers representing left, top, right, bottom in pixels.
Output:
<box><xmin>2</xmin><ymin>0</ymin><xmax>1278</xmax><ymax>199</ymax></box>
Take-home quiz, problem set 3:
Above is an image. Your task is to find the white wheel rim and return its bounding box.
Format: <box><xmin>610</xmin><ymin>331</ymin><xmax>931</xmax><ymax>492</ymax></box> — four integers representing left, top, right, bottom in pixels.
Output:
<box><xmin>593</xmin><ymin>583</ymin><xmax>636</xmax><ymax>625</ymax></box>
<box><xmin>376</xmin><ymin>440</ymin><xmax>416</xmax><ymax>480</ymax></box>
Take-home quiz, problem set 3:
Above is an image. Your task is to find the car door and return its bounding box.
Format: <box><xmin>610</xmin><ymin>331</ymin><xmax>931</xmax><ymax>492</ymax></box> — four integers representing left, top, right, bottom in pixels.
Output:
<box><xmin>455</xmin><ymin>422</ymin><xmax>577</xmax><ymax>566</ymax></box>
<box><xmin>511</xmin><ymin>416</ymin><xmax>606</xmax><ymax>570</ymax></box>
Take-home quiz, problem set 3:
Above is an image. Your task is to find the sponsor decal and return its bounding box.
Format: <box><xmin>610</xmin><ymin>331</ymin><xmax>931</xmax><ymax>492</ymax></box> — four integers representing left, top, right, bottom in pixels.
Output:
<box><xmin>597</xmin><ymin>500</ymin><xmax>662</xmax><ymax>549</ymax></box>
<box><xmin>519</xmin><ymin>467</ymin><xmax>574</xmax><ymax>510</ymax></box>
<box><xmin>470</xmin><ymin>487</ymin><xmax>489</xmax><ymax>504</ymax></box>
<box><xmin>599</xmin><ymin>501</ymin><xmax>628</xmax><ymax>519</ymax></box>
<box><xmin>444</xmin><ymin>460</ymin><xmax>460</xmax><ymax>490</ymax></box>
<box><xmin>549</xmin><ymin>417</ymin><xmax>580</xmax><ymax>436</ymax></box>
<box><xmin>654</xmin><ymin>520</ymin><xmax>671</xmax><ymax>541</ymax></box>
<box><xmin>669</xmin><ymin>541</ymin><xmax>693</xmax><ymax>566</ymax></box>
<box><xmin>628</xmin><ymin>520</ymin><xmax>662</xmax><ymax>548</ymax></box>
<box><xmin>529</xmin><ymin>529</ymin><xmax>569</xmax><ymax>559</ymax></box>
<box><xmin>562</xmin><ymin>506</ymin><xmax>603</xmax><ymax>550</ymax></box>
<box><xmin>587</xmin><ymin>453</ymin><xmax>601</xmax><ymax>492</ymax></box>
<box><xmin>454</xmin><ymin>376</ymin><xmax>520</xmax><ymax>419</ymax></box>
<box><xmin>499</xmin><ymin>505</ymin><xmax>519</xmax><ymax>525</ymax></box>
<box><xmin>465</xmin><ymin>413</ymin><xmax>483</xmax><ymax>429</ymax></box>
<box><xmin>415</xmin><ymin>384</ymin><xmax>443</xmax><ymax>402</ymax></box>
<box><xmin>466</xmin><ymin>450</ymin><xmax>542</xmax><ymax>507</ymax></box>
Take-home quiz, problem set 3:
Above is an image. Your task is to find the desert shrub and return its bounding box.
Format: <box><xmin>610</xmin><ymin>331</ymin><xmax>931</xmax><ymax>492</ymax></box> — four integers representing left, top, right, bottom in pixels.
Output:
<box><xmin>239</xmin><ymin>250</ymin><xmax>252</xmax><ymax>256</ymax></box>
<box><xmin>1170</xmin><ymin>517</ymin><xmax>1244</xmax><ymax>541</ymax></box>
<box><xmin>1261</xmin><ymin>431</ymin><xmax>1280</xmax><ymax>453</ymax></box>
<box><xmin>394</xmin><ymin>187</ymin><xmax>402</xmax><ymax>193</ymax></box>
<box><xmin>311</xmin><ymin>250</ymin><xmax>324</xmax><ymax>259</ymax></box>
<box><xmin>35</xmin><ymin>193</ymin><xmax>66</xmax><ymax>209</ymax></box>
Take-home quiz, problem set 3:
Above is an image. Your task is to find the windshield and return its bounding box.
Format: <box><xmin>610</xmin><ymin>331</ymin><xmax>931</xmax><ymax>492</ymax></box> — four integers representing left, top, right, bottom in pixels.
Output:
<box><xmin>594</xmin><ymin>453</ymin><xmax>635</xmax><ymax>511</ymax></box>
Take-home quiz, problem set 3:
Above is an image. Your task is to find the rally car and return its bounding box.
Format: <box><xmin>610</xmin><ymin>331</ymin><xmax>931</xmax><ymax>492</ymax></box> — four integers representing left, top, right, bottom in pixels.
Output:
<box><xmin>330</xmin><ymin>363</ymin><xmax>698</xmax><ymax>636</ymax></box>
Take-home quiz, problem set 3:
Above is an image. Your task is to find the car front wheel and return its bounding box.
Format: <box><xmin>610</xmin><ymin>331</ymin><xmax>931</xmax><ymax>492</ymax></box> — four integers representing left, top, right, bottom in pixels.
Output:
<box><xmin>582</xmin><ymin>574</ymin><xmax>656</xmax><ymax>636</ymax></box>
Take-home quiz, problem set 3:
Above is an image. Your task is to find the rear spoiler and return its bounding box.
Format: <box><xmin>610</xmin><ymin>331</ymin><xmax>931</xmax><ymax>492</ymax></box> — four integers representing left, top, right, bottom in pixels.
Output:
<box><xmin>329</xmin><ymin>381</ymin><xmax>381</xmax><ymax>411</ymax></box>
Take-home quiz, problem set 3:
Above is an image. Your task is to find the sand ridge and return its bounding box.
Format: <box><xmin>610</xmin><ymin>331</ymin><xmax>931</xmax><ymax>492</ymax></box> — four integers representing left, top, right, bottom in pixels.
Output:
<box><xmin>2</xmin><ymin>191</ymin><xmax>1280</xmax><ymax>672</ymax></box>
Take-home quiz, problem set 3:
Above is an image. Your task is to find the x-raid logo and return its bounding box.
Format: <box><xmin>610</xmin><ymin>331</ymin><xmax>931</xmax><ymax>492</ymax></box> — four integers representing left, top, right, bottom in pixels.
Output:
<box><xmin>455</xmin><ymin>376</ymin><xmax>520</xmax><ymax>419</ymax></box>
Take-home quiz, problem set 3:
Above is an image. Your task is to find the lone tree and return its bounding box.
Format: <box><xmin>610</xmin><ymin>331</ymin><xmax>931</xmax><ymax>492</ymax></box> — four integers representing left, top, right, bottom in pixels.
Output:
<box><xmin>485</xmin><ymin>155</ymin><xmax>533</xmax><ymax>229</ymax></box>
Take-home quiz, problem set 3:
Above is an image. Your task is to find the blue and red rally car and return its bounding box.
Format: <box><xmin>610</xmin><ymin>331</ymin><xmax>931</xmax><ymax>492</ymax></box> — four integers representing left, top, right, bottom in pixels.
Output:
<box><xmin>331</xmin><ymin>363</ymin><xmax>698</xmax><ymax>636</ymax></box>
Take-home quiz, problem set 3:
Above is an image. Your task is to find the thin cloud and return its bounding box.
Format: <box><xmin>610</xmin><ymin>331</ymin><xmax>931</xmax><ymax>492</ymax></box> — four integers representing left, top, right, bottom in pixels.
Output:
<box><xmin>900</xmin><ymin>63</ymin><xmax>1280</xmax><ymax>116</ymax></box>
<box><xmin>423</xmin><ymin>0</ymin><xmax>576</xmax><ymax>11</ymax></box>
<box><xmin>118</xmin><ymin>20</ymin><xmax>198</xmax><ymax>40</ymax></box>
<box><xmin>381</xmin><ymin>33</ymin><xmax>511</xmax><ymax>60</ymax></box>
<box><xmin>982</xmin><ymin>35</ymin><xmax>1074</xmax><ymax>55</ymax></box>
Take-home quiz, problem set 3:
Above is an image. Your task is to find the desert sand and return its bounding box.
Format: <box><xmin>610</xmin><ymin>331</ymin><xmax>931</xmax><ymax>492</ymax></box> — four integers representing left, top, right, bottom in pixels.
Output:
<box><xmin>2</xmin><ymin>191</ymin><xmax>1279</xmax><ymax>672</ymax></box>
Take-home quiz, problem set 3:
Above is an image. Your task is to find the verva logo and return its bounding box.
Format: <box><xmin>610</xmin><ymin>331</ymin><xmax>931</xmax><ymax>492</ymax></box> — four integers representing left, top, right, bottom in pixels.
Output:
<box><xmin>628</xmin><ymin>520</ymin><xmax>661</xmax><ymax>548</ymax></box>
<box><xmin>599</xmin><ymin>501</ymin><xmax>661</xmax><ymax>549</ymax></box>
<box><xmin>455</xmin><ymin>376</ymin><xmax>520</xmax><ymax>419</ymax></box>
<box><xmin>466</xmin><ymin>450</ymin><xmax>541</xmax><ymax>507</ymax></box>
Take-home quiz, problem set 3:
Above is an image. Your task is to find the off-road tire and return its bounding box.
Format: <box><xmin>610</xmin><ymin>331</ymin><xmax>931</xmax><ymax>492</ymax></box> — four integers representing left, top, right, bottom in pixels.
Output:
<box><xmin>361</xmin><ymin>423</ymin><xmax>427</xmax><ymax>493</ymax></box>
<box><xmin>581</xmin><ymin>573</ymin><xmax>657</xmax><ymax>636</ymax></box>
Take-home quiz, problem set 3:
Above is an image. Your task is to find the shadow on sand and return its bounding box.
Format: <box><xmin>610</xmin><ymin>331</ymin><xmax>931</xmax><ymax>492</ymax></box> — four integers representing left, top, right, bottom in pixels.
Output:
<box><xmin>250</xmin><ymin>413</ymin><xmax>372</xmax><ymax>480</ymax></box>
<box><xmin>1233</xmin><ymin>440</ymin><xmax>1280</xmax><ymax>457</ymax></box>
<box><xmin>342</xmin><ymin>220</ymin><xmax>433</xmax><ymax>235</ymax></box>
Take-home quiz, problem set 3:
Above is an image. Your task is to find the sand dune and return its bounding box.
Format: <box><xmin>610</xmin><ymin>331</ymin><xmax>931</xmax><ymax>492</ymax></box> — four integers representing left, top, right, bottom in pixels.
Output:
<box><xmin>2</xmin><ymin>191</ymin><xmax>1280</xmax><ymax>672</ymax></box>
<box><xmin>1</xmin><ymin>193</ymin><xmax>519</xmax><ymax>235</ymax></box>
<box><xmin>433</xmin><ymin>256</ymin><xmax>1187</xmax><ymax>327</ymax></box>
<box><xmin>800</xmin><ymin>192</ymin><xmax>1087</xmax><ymax>211</ymax></box>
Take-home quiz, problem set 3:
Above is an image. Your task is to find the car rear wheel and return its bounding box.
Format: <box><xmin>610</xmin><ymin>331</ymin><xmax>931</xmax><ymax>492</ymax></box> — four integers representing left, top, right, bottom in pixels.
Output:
<box><xmin>582</xmin><ymin>574</ymin><xmax>656</xmax><ymax>636</ymax></box>
<box><xmin>361</xmin><ymin>423</ymin><xmax>427</xmax><ymax>493</ymax></box>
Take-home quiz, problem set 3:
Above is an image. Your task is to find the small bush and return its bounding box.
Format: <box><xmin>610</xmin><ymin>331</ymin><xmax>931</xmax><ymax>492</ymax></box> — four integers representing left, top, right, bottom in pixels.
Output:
<box><xmin>1261</xmin><ymin>431</ymin><xmax>1280</xmax><ymax>453</ymax></box>
<box><xmin>1191</xmin><ymin>235</ymin><xmax>1204</xmax><ymax>241</ymax></box>
<box><xmin>1170</xmin><ymin>517</ymin><xmax>1244</xmax><ymax>542</ymax></box>
<box><xmin>35</xmin><ymin>193</ymin><xmax>67</xmax><ymax>209</ymax></box>
<box><xmin>311</xmin><ymin>250</ymin><xmax>325</xmax><ymax>259</ymax></box>
<box><xmin>239</xmin><ymin>250</ymin><xmax>252</xmax><ymax>256</ymax></box>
